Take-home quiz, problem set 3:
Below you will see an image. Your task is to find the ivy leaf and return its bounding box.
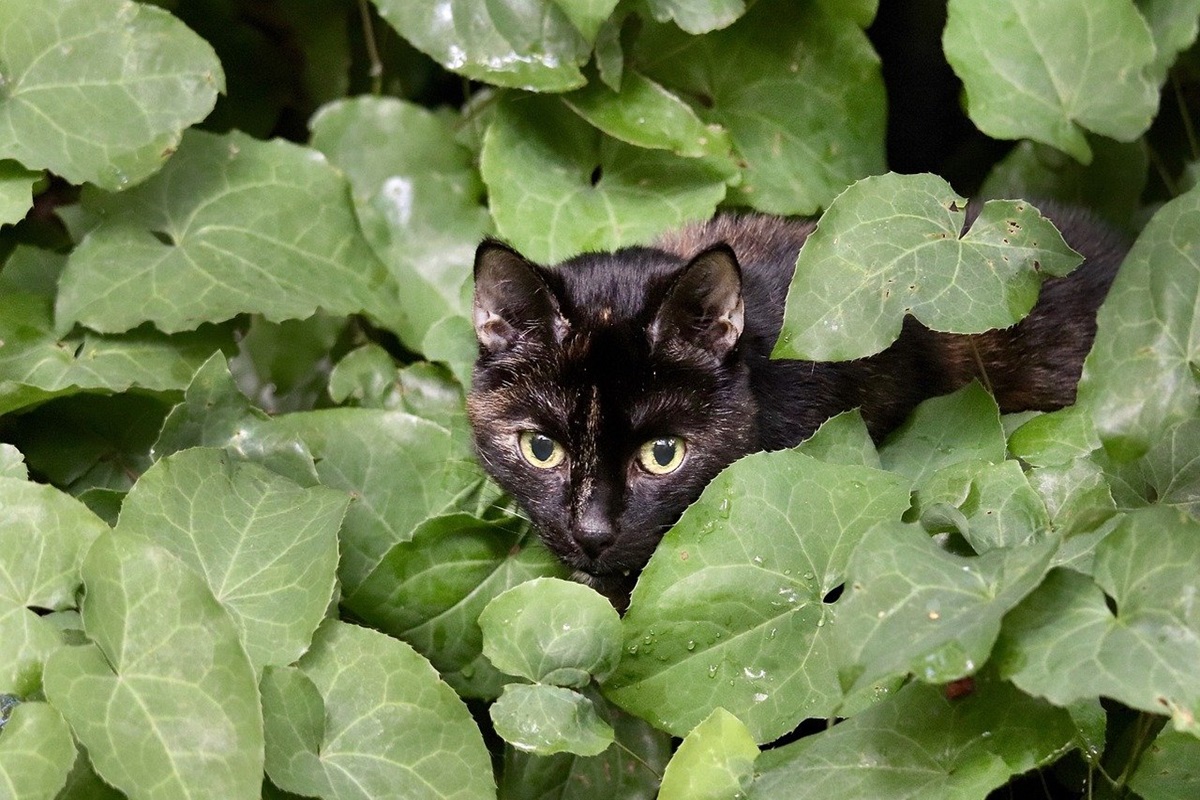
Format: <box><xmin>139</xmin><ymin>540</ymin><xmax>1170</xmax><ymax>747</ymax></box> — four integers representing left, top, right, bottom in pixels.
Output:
<box><xmin>749</xmin><ymin>675</ymin><xmax>1083</xmax><ymax>799</ymax></box>
<box><xmin>642</xmin><ymin>0</ymin><xmax>746</xmax><ymax>33</ymax></box>
<box><xmin>1008</xmin><ymin>406</ymin><xmax>1101</xmax><ymax>468</ymax></box>
<box><xmin>1135</xmin><ymin>0</ymin><xmax>1200</xmax><ymax>86</ymax></box>
<box><xmin>0</xmin><ymin>160</ymin><xmax>38</xmax><ymax>225</ymax></box>
<box><xmin>658</xmin><ymin>708</ymin><xmax>759</xmax><ymax>800</ymax></box>
<box><xmin>912</xmin><ymin>459</ymin><xmax>1051</xmax><ymax>552</ymax></box>
<box><xmin>943</xmin><ymin>0</ymin><xmax>1157</xmax><ymax>164</ymax></box>
<box><xmin>42</xmin><ymin>533</ymin><xmax>263</xmax><ymax>800</ymax></box>
<box><xmin>636</xmin><ymin>0</ymin><xmax>885</xmax><ymax>216</ymax></box>
<box><xmin>261</xmin><ymin>620</ymin><xmax>494</xmax><ymax>800</ymax></box>
<box><xmin>0</xmin><ymin>0</ymin><xmax>223</xmax><ymax>190</ymax></box>
<box><xmin>604</xmin><ymin>450</ymin><xmax>909</xmax><ymax>743</ymax></box>
<box><xmin>0</xmin><ymin>444</ymin><xmax>26</xmax><ymax>479</ymax></box>
<box><xmin>56</xmin><ymin>129</ymin><xmax>398</xmax><ymax>336</ymax></box>
<box><xmin>343</xmin><ymin>513</ymin><xmax>566</xmax><ymax>681</ymax></box>
<box><xmin>309</xmin><ymin>97</ymin><xmax>489</xmax><ymax>356</ymax></box>
<box><xmin>1130</xmin><ymin>728</ymin><xmax>1200</xmax><ymax>800</ymax></box>
<box><xmin>996</xmin><ymin>507</ymin><xmax>1200</xmax><ymax>735</ymax></box>
<box><xmin>550</xmin><ymin>0</ymin><xmax>621</xmax><ymax>41</ymax></box>
<box><xmin>0</xmin><ymin>291</ymin><xmax>229</xmax><ymax>416</ymax></box>
<box><xmin>772</xmin><ymin>174</ymin><xmax>1082</xmax><ymax>360</ymax></box>
<box><xmin>831</xmin><ymin>522</ymin><xmax>1057</xmax><ymax>694</ymax></box>
<box><xmin>0</xmin><ymin>701</ymin><xmax>76</xmax><ymax>800</ymax></box>
<box><xmin>490</xmin><ymin>683</ymin><xmax>614</xmax><ymax>757</ymax></box>
<box><xmin>1076</xmin><ymin>185</ymin><xmax>1200</xmax><ymax>460</ymax></box>
<box><xmin>481</xmin><ymin>92</ymin><xmax>729</xmax><ymax>263</ymax></box>
<box><xmin>793</xmin><ymin>410</ymin><xmax>880</xmax><ymax>469</ymax></box>
<box><xmin>480</xmin><ymin>577</ymin><xmax>623</xmax><ymax>687</ymax></box>
<box><xmin>370</xmin><ymin>0</ymin><xmax>591</xmax><ymax>92</ymax></box>
<box><xmin>115</xmin><ymin>447</ymin><xmax>347</xmax><ymax>672</ymax></box>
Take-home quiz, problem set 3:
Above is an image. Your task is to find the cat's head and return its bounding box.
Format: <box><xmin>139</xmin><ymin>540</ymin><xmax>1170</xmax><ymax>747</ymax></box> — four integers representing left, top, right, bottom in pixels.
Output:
<box><xmin>468</xmin><ymin>240</ymin><xmax>758</xmax><ymax>605</ymax></box>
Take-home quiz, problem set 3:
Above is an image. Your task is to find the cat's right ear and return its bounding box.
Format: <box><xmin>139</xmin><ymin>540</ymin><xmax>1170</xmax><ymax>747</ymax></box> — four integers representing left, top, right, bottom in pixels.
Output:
<box><xmin>473</xmin><ymin>241</ymin><xmax>569</xmax><ymax>352</ymax></box>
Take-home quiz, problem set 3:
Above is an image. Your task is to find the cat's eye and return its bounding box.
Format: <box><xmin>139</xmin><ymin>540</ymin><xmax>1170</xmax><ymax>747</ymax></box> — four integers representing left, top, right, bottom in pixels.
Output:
<box><xmin>519</xmin><ymin>431</ymin><xmax>565</xmax><ymax>469</ymax></box>
<box><xmin>637</xmin><ymin>437</ymin><xmax>686</xmax><ymax>475</ymax></box>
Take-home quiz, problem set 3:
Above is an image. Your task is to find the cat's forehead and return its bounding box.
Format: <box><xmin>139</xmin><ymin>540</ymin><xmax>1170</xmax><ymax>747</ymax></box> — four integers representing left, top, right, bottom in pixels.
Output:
<box><xmin>551</xmin><ymin>247</ymin><xmax>685</xmax><ymax>323</ymax></box>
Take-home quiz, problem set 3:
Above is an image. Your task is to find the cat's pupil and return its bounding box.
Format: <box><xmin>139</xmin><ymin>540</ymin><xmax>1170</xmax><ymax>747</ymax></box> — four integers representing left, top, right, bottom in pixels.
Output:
<box><xmin>530</xmin><ymin>434</ymin><xmax>555</xmax><ymax>462</ymax></box>
<box><xmin>652</xmin><ymin>439</ymin><xmax>676</xmax><ymax>467</ymax></box>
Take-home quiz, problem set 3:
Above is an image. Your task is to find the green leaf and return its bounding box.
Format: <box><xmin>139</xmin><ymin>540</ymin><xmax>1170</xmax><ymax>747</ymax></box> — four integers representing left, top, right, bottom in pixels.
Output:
<box><xmin>480</xmin><ymin>577</ymin><xmax>622</xmax><ymax>687</ymax></box>
<box><xmin>490</xmin><ymin>683</ymin><xmax>614</xmax><ymax>757</ymax></box>
<box><xmin>229</xmin><ymin>313</ymin><xmax>347</xmax><ymax>414</ymax></box>
<box><xmin>309</xmin><ymin>97</ymin><xmax>489</xmax><ymax>355</ymax></box>
<box><xmin>56</xmin><ymin>129</ymin><xmax>398</xmax><ymax>335</ymax></box>
<box><xmin>0</xmin><ymin>291</ymin><xmax>229</xmax><ymax>416</ymax></box>
<box><xmin>1008</xmin><ymin>406</ymin><xmax>1101</xmax><ymax>468</ymax></box>
<box><xmin>497</xmin><ymin>695</ymin><xmax>670</xmax><ymax>800</ymax></box>
<box><xmin>344</xmin><ymin>513</ymin><xmax>565</xmax><ymax>681</ymax></box>
<box><xmin>749</xmin><ymin>675</ymin><xmax>1082</xmax><ymax>800</ymax></box>
<box><xmin>0</xmin><ymin>701</ymin><xmax>76</xmax><ymax>800</ymax></box>
<box><xmin>1076</xmin><ymin>185</ymin><xmax>1200</xmax><ymax>459</ymax></box>
<box><xmin>562</xmin><ymin>70</ymin><xmax>736</xmax><ymax>165</ymax></box>
<box><xmin>269</xmin><ymin>408</ymin><xmax>490</xmax><ymax>594</ymax></box>
<box><xmin>261</xmin><ymin>619</ymin><xmax>494</xmax><ymax>800</ymax></box>
<box><xmin>370</xmin><ymin>0</ymin><xmax>591</xmax><ymax>91</ymax></box>
<box><xmin>0</xmin><ymin>444</ymin><xmax>25</xmax><ymax>479</ymax></box>
<box><xmin>996</xmin><ymin>507</ymin><xmax>1200</xmax><ymax>734</ymax></box>
<box><xmin>480</xmin><ymin>92</ymin><xmax>729</xmax><ymax>263</ymax></box>
<box><xmin>773</xmin><ymin>174</ymin><xmax>1083</xmax><ymax>360</ymax></box>
<box><xmin>116</xmin><ymin>447</ymin><xmax>347</xmax><ymax>672</ymax></box>
<box><xmin>793</xmin><ymin>410</ymin><xmax>880</xmax><ymax>469</ymax></box>
<box><xmin>605</xmin><ymin>450</ymin><xmax>909</xmax><ymax>743</ymax></box>
<box><xmin>943</xmin><ymin>0</ymin><xmax>1157</xmax><ymax>163</ymax></box>
<box><xmin>636</xmin><ymin>0</ymin><xmax>885</xmax><ymax>215</ymax></box>
<box><xmin>550</xmin><ymin>0</ymin><xmax>621</xmax><ymax>41</ymax></box>
<box><xmin>42</xmin><ymin>533</ymin><xmax>263</xmax><ymax>800</ymax></box>
<box><xmin>0</xmin><ymin>0</ymin><xmax>223</xmax><ymax>190</ymax></box>
<box><xmin>912</xmin><ymin>459</ymin><xmax>1051</xmax><ymax>552</ymax></box>
<box><xmin>0</xmin><ymin>160</ymin><xmax>38</xmax><ymax>225</ymax></box>
<box><xmin>831</xmin><ymin>522</ymin><xmax>1057</xmax><ymax>694</ymax></box>
<box><xmin>879</xmin><ymin>382</ymin><xmax>1006</xmax><ymax>488</ymax></box>
<box><xmin>643</xmin><ymin>0</ymin><xmax>745</xmax><ymax>33</ymax></box>
<box><xmin>1136</xmin><ymin>0</ymin><xmax>1200</xmax><ymax>85</ymax></box>
<box><xmin>658</xmin><ymin>708</ymin><xmax>758</xmax><ymax>800</ymax></box>
<box><xmin>1130</xmin><ymin>728</ymin><xmax>1200</xmax><ymax>800</ymax></box>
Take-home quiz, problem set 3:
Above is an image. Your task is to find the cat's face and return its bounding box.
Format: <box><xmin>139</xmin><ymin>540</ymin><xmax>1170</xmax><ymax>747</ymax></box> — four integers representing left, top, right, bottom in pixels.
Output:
<box><xmin>468</xmin><ymin>241</ymin><xmax>758</xmax><ymax>605</ymax></box>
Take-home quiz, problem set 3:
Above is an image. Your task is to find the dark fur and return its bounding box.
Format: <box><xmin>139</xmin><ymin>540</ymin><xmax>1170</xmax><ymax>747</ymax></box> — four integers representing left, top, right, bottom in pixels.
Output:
<box><xmin>469</xmin><ymin>208</ymin><xmax>1126</xmax><ymax>606</ymax></box>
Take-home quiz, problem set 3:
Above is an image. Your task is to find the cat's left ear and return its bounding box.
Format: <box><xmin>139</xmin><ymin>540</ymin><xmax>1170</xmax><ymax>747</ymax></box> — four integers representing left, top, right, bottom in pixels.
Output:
<box><xmin>649</xmin><ymin>244</ymin><xmax>744</xmax><ymax>357</ymax></box>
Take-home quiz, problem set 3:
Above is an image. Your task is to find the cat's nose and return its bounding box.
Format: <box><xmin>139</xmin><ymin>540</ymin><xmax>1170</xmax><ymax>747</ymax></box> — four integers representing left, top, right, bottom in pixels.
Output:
<box><xmin>574</xmin><ymin>523</ymin><xmax>615</xmax><ymax>559</ymax></box>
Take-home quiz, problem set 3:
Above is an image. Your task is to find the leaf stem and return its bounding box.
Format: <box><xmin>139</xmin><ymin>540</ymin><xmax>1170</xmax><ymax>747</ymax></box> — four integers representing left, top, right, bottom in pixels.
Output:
<box><xmin>356</xmin><ymin>0</ymin><xmax>383</xmax><ymax>96</ymax></box>
<box><xmin>612</xmin><ymin>738</ymin><xmax>664</xmax><ymax>782</ymax></box>
<box><xmin>1172</xmin><ymin>70</ymin><xmax>1199</xmax><ymax>162</ymax></box>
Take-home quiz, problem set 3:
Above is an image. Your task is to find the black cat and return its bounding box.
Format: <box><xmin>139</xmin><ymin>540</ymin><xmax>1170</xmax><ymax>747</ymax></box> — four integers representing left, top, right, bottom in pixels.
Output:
<box><xmin>468</xmin><ymin>208</ymin><xmax>1126</xmax><ymax>606</ymax></box>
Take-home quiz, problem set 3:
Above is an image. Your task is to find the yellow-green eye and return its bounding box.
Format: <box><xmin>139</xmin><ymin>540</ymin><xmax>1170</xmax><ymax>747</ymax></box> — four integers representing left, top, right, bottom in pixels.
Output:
<box><xmin>638</xmin><ymin>437</ymin><xmax>685</xmax><ymax>475</ymax></box>
<box><xmin>519</xmin><ymin>431</ymin><xmax>565</xmax><ymax>469</ymax></box>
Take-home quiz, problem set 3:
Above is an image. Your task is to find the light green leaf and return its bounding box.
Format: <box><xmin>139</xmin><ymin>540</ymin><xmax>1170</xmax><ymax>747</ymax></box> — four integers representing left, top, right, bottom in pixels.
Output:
<box><xmin>831</xmin><ymin>522</ymin><xmax>1057</xmax><ymax>694</ymax></box>
<box><xmin>550</xmin><ymin>0</ymin><xmax>621</xmax><ymax>41</ymax></box>
<box><xmin>0</xmin><ymin>244</ymin><xmax>64</xmax><ymax>296</ymax></box>
<box><xmin>56</xmin><ymin>129</ymin><xmax>398</xmax><ymax>335</ymax></box>
<box><xmin>490</xmin><ymin>683</ymin><xmax>614</xmax><ymax>757</ymax></box>
<box><xmin>116</xmin><ymin>447</ymin><xmax>347</xmax><ymax>672</ymax></box>
<box><xmin>0</xmin><ymin>0</ymin><xmax>223</xmax><ymax>190</ymax></box>
<box><xmin>943</xmin><ymin>0</ymin><xmax>1157</xmax><ymax>163</ymax></box>
<box><xmin>562</xmin><ymin>70</ymin><xmax>736</xmax><ymax>166</ymax></box>
<box><xmin>269</xmin><ymin>408</ymin><xmax>491</xmax><ymax>594</ymax></box>
<box><xmin>1008</xmin><ymin>406</ymin><xmax>1100</xmax><ymax>468</ymax></box>
<box><xmin>1076</xmin><ymin>185</ymin><xmax>1200</xmax><ymax>459</ymax></box>
<box><xmin>636</xmin><ymin>0</ymin><xmax>885</xmax><ymax>215</ymax></box>
<box><xmin>370</xmin><ymin>0</ymin><xmax>590</xmax><ymax>92</ymax></box>
<box><xmin>261</xmin><ymin>619</ymin><xmax>494</xmax><ymax>800</ymax></box>
<box><xmin>913</xmin><ymin>459</ymin><xmax>1051</xmax><ymax>552</ymax></box>
<box><xmin>0</xmin><ymin>444</ymin><xmax>25</xmax><ymax>480</ymax></box>
<box><xmin>658</xmin><ymin>708</ymin><xmax>758</xmax><ymax>800</ymax></box>
<box><xmin>605</xmin><ymin>450</ymin><xmax>909</xmax><ymax>743</ymax></box>
<box><xmin>1136</xmin><ymin>0</ymin><xmax>1200</xmax><ymax>85</ymax></box>
<box><xmin>345</xmin><ymin>513</ymin><xmax>565</xmax><ymax>680</ymax></box>
<box><xmin>481</xmin><ymin>92</ymin><xmax>728</xmax><ymax>263</ymax></box>
<box><xmin>0</xmin><ymin>608</ymin><xmax>63</xmax><ymax>697</ymax></box>
<box><xmin>480</xmin><ymin>577</ymin><xmax>622</xmax><ymax>687</ymax></box>
<box><xmin>0</xmin><ymin>160</ymin><xmax>38</xmax><ymax>225</ymax></box>
<box><xmin>773</xmin><ymin>174</ymin><xmax>1083</xmax><ymax>360</ymax></box>
<box><xmin>643</xmin><ymin>0</ymin><xmax>746</xmax><ymax>33</ymax></box>
<box><xmin>0</xmin><ymin>291</ymin><xmax>229</xmax><ymax>416</ymax></box>
<box><xmin>997</xmin><ymin>507</ymin><xmax>1200</xmax><ymax>734</ymax></box>
<box><xmin>42</xmin><ymin>533</ymin><xmax>263</xmax><ymax>800</ymax></box>
<box><xmin>1130</xmin><ymin>728</ymin><xmax>1200</xmax><ymax>800</ymax></box>
<box><xmin>309</xmin><ymin>97</ymin><xmax>489</xmax><ymax>354</ymax></box>
<box><xmin>793</xmin><ymin>410</ymin><xmax>880</xmax><ymax>469</ymax></box>
<box><xmin>0</xmin><ymin>701</ymin><xmax>76</xmax><ymax>800</ymax></box>
<box><xmin>749</xmin><ymin>675</ymin><xmax>1082</xmax><ymax>800</ymax></box>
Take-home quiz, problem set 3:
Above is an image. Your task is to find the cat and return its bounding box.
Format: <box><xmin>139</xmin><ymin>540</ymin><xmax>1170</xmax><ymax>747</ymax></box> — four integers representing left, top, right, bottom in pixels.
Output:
<box><xmin>467</xmin><ymin>206</ymin><xmax>1127</xmax><ymax>608</ymax></box>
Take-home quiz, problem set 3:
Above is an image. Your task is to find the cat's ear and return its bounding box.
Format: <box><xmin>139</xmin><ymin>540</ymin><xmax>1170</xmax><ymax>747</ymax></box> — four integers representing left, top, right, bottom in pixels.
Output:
<box><xmin>473</xmin><ymin>240</ymin><xmax>569</xmax><ymax>351</ymax></box>
<box><xmin>649</xmin><ymin>244</ymin><xmax>744</xmax><ymax>357</ymax></box>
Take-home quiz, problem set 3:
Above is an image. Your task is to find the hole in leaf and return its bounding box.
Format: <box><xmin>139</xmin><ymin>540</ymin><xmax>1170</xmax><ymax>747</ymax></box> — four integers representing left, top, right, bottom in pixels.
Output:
<box><xmin>1104</xmin><ymin>593</ymin><xmax>1119</xmax><ymax>617</ymax></box>
<box><xmin>150</xmin><ymin>230</ymin><xmax>175</xmax><ymax>246</ymax></box>
<box><xmin>589</xmin><ymin>165</ymin><xmax>603</xmax><ymax>186</ymax></box>
<box><xmin>822</xmin><ymin>583</ymin><xmax>844</xmax><ymax>604</ymax></box>
<box><xmin>695</xmin><ymin>93</ymin><xmax>715</xmax><ymax>109</ymax></box>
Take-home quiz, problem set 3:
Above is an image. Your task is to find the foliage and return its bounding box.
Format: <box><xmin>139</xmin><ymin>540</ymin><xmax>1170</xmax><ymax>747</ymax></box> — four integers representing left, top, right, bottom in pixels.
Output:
<box><xmin>1</xmin><ymin>0</ymin><xmax>1199</xmax><ymax>798</ymax></box>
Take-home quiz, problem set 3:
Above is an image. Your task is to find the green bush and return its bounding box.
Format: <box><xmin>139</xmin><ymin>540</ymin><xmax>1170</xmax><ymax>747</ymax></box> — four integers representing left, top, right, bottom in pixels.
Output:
<box><xmin>2</xmin><ymin>1</ymin><xmax>1199</xmax><ymax>798</ymax></box>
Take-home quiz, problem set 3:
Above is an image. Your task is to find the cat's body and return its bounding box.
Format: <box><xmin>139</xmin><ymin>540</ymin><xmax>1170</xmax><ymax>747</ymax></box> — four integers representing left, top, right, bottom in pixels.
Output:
<box><xmin>469</xmin><ymin>208</ymin><xmax>1127</xmax><ymax>606</ymax></box>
